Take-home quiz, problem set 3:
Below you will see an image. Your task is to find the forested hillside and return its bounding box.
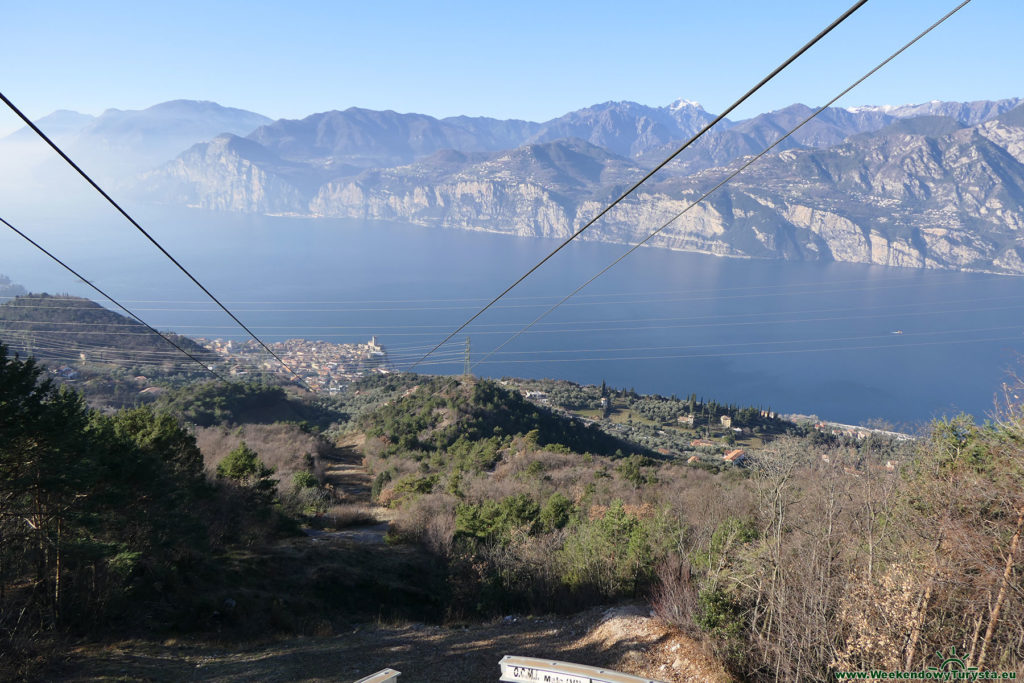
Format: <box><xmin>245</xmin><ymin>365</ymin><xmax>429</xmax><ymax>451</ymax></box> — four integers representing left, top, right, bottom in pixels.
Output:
<box><xmin>3</xmin><ymin>344</ymin><xmax>1024</xmax><ymax>680</ymax></box>
<box><xmin>0</xmin><ymin>350</ymin><xmax>441</xmax><ymax>679</ymax></box>
<box><xmin>354</xmin><ymin>376</ymin><xmax>1024</xmax><ymax>678</ymax></box>
<box><xmin>0</xmin><ymin>346</ymin><xmax>289</xmax><ymax>665</ymax></box>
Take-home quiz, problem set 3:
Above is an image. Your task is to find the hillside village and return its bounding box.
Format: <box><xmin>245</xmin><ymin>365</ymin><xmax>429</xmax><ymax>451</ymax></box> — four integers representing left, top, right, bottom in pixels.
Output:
<box><xmin>196</xmin><ymin>335</ymin><xmax>389</xmax><ymax>391</ymax></box>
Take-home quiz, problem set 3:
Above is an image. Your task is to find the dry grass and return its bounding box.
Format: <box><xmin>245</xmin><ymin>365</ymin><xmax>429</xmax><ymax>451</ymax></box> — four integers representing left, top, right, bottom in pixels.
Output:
<box><xmin>196</xmin><ymin>423</ymin><xmax>328</xmax><ymax>491</ymax></box>
<box><xmin>390</xmin><ymin>493</ymin><xmax>457</xmax><ymax>555</ymax></box>
<box><xmin>320</xmin><ymin>504</ymin><xmax>380</xmax><ymax>529</ymax></box>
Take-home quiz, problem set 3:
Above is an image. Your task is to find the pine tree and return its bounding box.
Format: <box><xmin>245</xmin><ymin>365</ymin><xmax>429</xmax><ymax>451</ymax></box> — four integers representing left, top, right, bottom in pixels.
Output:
<box><xmin>217</xmin><ymin>441</ymin><xmax>277</xmax><ymax>498</ymax></box>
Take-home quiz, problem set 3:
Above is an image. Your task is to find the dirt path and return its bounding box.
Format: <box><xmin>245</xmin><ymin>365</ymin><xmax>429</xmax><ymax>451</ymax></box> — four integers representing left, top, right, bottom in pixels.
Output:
<box><xmin>322</xmin><ymin>434</ymin><xmax>373</xmax><ymax>504</ymax></box>
<box><xmin>50</xmin><ymin>607</ymin><xmax>730</xmax><ymax>682</ymax></box>
<box><xmin>303</xmin><ymin>522</ymin><xmax>389</xmax><ymax>543</ymax></box>
<box><xmin>303</xmin><ymin>433</ymin><xmax>393</xmax><ymax>544</ymax></box>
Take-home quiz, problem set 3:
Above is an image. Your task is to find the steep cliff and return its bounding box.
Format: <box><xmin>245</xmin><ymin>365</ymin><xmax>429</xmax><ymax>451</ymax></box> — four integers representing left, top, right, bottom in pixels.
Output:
<box><xmin>135</xmin><ymin>98</ymin><xmax>1024</xmax><ymax>274</ymax></box>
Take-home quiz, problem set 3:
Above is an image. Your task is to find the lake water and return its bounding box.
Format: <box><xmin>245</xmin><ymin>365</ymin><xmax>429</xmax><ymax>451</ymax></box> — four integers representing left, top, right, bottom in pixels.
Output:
<box><xmin>2</xmin><ymin>205</ymin><xmax>1023</xmax><ymax>429</ymax></box>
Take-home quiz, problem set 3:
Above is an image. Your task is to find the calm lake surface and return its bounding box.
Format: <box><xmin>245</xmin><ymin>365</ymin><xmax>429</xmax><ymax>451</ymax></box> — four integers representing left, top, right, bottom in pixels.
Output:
<box><xmin>3</xmin><ymin>206</ymin><xmax>1024</xmax><ymax>428</ymax></box>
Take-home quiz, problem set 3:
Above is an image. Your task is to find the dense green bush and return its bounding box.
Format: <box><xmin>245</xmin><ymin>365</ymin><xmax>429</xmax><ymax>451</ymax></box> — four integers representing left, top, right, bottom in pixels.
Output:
<box><xmin>455</xmin><ymin>494</ymin><xmax>542</xmax><ymax>543</ymax></box>
<box><xmin>362</xmin><ymin>378</ymin><xmax>643</xmax><ymax>462</ymax></box>
<box><xmin>216</xmin><ymin>441</ymin><xmax>278</xmax><ymax>501</ymax></box>
<box><xmin>292</xmin><ymin>471</ymin><xmax>318</xmax><ymax>489</ymax></box>
<box><xmin>537</xmin><ymin>492</ymin><xmax>574</xmax><ymax>532</ymax></box>
<box><xmin>558</xmin><ymin>500</ymin><xmax>677</xmax><ymax>598</ymax></box>
<box><xmin>695</xmin><ymin>587</ymin><xmax>747</xmax><ymax>638</ymax></box>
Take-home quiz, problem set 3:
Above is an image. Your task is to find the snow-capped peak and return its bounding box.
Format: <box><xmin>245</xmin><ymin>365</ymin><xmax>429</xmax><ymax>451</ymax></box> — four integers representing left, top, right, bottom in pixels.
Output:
<box><xmin>669</xmin><ymin>98</ymin><xmax>704</xmax><ymax>111</ymax></box>
<box><xmin>844</xmin><ymin>104</ymin><xmax>901</xmax><ymax>114</ymax></box>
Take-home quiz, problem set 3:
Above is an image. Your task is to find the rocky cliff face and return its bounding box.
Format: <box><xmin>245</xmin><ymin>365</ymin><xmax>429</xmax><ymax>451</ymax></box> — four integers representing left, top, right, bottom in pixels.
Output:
<box><xmin>311</xmin><ymin>179</ymin><xmax>577</xmax><ymax>239</ymax></box>
<box><xmin>140</xmin><ymin>135</ymin><xmax>313</xmax><ymax>214</ymax></box>
<box><xmin>134</xmin><ymin>98</ymin><xmax>1024</xmax><ymax>274</ymax></box>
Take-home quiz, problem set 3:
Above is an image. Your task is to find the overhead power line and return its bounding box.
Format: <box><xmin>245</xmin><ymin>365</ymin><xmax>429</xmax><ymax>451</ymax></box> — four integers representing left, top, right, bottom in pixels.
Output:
<box><xmin>0</xmin><ymin>270</ymin><xmax>998</xmax><ymax>319</ymax></box>
<box><xmin>467</xmin><ymin>0</ymin><xmax>974</xmax><ymax>376</ymax></box>
<box><xmin>0</xmin><ymin>91</ymin><xmax>312</xmax><ymax>392</ymax></box>
<box><xmin>0</xmin><ymin>215</ymin><xmax>227</xmax><ymax>381</ymax></box>
<box><xmin>397</xmin><ymin>332</ymin><xmax>1023</xmax><ymax>368</ymax></box>
<box><xmin>403</xmin><ymin>325</ymin><xmax>1024</xmax><ymax>361</ymax></box>
<box><xmin>408</xmin><ymin>0</ymin><xmax>871</xmax><ymax>370</ymax></box>
<box><xmin>8</xmin><ymin>295</ymin><xmax>1018</xmax><ymax>351</ymax></box>
<box><xmin>0</xmin><ymin>270</ymin><xmax>976</xmax><ymax>306</ymax></box>
<box><xmin>457</xmin><ymin>334</ymin><xmax>1024</xmax><ymax>366</ymax></box>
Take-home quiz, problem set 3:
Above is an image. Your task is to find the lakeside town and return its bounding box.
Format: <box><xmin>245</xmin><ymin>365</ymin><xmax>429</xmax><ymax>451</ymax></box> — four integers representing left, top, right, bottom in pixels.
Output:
<box><xmin>195</xmin><ymin>336</ymin><xmax>390</xmax><ymax>392</ymax></box>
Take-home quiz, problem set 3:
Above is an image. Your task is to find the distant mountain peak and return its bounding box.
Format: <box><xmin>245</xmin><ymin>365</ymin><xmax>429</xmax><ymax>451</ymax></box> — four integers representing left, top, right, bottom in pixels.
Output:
<box><xmin>844</xmin><ymin>104</ymin><xmax>902</xmax><ymax>114</ymax></box>
<box><xmin>843</xmin><ymin>98</ymin><xmax>1022</xmax><ymax>125</ymax></box>
<box><xmin>5</xmin><ymin>109</ymin><xmax>96</xmax><ymax>140</ymax></box>
<box><xmin>669</xmin><ymin>98</ymin><xmax>704</xmax><ymax>111</ymax></box>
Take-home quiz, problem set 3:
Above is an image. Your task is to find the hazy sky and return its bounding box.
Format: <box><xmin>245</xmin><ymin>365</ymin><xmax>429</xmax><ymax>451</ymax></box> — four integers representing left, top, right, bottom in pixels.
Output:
<box><xmin>0</xmin><ymin>0</ymin><xmax>1019</xmax><ymax>135</ymax></box>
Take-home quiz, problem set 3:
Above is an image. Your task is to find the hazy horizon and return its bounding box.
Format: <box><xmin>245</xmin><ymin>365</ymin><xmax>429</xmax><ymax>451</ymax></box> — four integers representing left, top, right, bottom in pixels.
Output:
<box><xmin>2</xmin><ymin>1</ymin><xmax>1020</xmax><ymax>136</ymax></box>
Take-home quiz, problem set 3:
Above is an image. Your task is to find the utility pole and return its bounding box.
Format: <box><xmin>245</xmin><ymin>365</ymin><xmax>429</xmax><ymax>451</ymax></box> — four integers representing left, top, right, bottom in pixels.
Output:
<box><xmin>463</xmin><ymin>336</ymin><xmax>471</xmax><ymax>378</ymax></box>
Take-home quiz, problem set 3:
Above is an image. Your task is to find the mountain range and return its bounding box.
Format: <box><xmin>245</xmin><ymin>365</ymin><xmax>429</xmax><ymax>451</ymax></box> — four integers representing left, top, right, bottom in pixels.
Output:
<box><xmin>4</xmin><ymin>96</ymin><xmax>1024</xmax><ymax>274</ymax></box>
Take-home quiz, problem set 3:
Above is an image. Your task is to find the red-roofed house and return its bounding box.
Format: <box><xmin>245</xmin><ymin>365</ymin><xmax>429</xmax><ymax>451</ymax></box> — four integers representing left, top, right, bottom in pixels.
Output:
<box><xmin>723</xmin><ymin>449</ymin><xmax>747</xmax><ymax>464</ymax></box>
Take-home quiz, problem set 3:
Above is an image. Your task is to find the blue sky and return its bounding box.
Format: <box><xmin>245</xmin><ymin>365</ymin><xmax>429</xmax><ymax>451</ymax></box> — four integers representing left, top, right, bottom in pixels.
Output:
<box><xmin>0</xmin><ymin>0</ymin><xmax>1019</xmax><ymax>135</ymax></box>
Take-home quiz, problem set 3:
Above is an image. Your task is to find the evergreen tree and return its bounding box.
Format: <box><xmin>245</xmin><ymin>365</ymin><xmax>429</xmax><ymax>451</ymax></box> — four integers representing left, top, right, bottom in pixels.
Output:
<box><xmin>217</xmin><ymin>441</ymin><xmax>277</xmax><ymax>499</ymax></box>
<box><xmin>0</xmin><ymin>344</ymin><xmax>90</xmax><ymax>627</ymax></box>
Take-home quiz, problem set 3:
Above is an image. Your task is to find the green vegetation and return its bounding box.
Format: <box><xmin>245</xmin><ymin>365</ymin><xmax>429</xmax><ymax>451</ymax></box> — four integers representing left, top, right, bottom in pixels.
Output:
<box><xmin>558</xmin><ymin>500</ymin><xmax>677</xmax><ymax>597</ymax></box>
<box><xmin>6</xmin><ymin>333</ymin><xmax>1024</xmax><ymax>681</ymax></box>
<box><xmin>155</xmin><ymin>380</ymin><xmax>343</xmax><ymax>428</ymax></box>
<box><xmin>358</xmin><ymin>375</ymin><xmax>1024</xmax><ymax>678</ymax></box>
<box><xmin>216</xmin><ymin>441</ymin><xmax>277</xmax><ymax>496</ymax></box>
<box><xmin>0</xmin><ymin>346</ymin><xmax>286</xmax><ymax>652</ymax></box>
<box><xmin>0</xmin><ymin>346</ymin><xmax>428</xmax><ymax>678</ymax></box>
<box><xmin>362</xmin><ymin>377</ymin><xmax>643</xmax><ymax>460</ymax></box>
<box><xmin>511</xmin><ymin>377</ymin><xmax>794</xmax><ymax>458</ymax></box>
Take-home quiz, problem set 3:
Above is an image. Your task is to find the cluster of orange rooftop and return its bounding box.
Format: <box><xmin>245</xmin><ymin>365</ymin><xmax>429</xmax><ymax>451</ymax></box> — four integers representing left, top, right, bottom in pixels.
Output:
<box><xmin>196</xmin><ymin>336</ymin><xmax>388</xmax><ymax>392</ymax></box>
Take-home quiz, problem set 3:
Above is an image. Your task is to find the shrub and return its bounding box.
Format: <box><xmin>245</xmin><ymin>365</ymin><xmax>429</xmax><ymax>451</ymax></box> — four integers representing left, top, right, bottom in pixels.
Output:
<box><xmin>217</xmin><ymin>442</ymin><xmax>274</xmax><ymax>484</ymax></box>
<box><xmin>290</xmin><ymin>485</ymin><xmax>332</xmax><ymax>515</ymax></box>
<box><xmin>558</xmin><ymin>499</ymin><xmax>676</xmax><ymax>599</ymax></box>
<box><xmin>321</xmin><ymin>504</ymin><xmax>379</xmax><ymax>529</ymax></box>
<box><xmin>538</xmin><ymin>492</ymin><xmax>574</xmax><ymax>532</ymax></box>
<box><xmin>292</xmin><ymin>471</ymin><xmax>318</xmax><ymax>489</ymax></box>
<box><xmin>692</xmin><ymin>515</ymin><xmax>757</xmax><ymax>571</ymax></box>
<box><xmin>455</xmin><ymin>493</ymin><xmax>540</xmax><ymax>544</ymax></box>
<box><xmin>196</xmin><ymin>422</ymin><xmax>328</xmax><ymax>493</ymax></box>
<box><xmin>370</xmin><ymin>469</ymin><xmax>393</xmax><ymax>501</ymax></box>
<box><xmin>392</xmin><ymin>474</ymin><xmax>438</xmax><ymax>499</ymax></box>
<box><xmin>652</xmin><ymin>553</ymin><xmax>699</xmax><ymax>629</ymax></box>
<box><xmin>696</xmin><ymin>587</ymin><xmax>746</xmax><ymax>638</ymax></box>
<box><xmin>521</xmin><ymin>460</ymin><xmax>547</xmax><ymax>479</ymax></box>
<box><xmin>390</xmin><ymin>494</ymin><xmax>457</xmax><ymax>556</ymax></box>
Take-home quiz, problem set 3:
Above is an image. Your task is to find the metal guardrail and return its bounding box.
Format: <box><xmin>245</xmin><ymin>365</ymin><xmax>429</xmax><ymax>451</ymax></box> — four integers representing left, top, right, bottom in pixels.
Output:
<box><xmin>499</xmin><ymin>656</ymin><xmax>668</xmax><ymax>683</ymax></box>
<box><xmin>353</xmin><ymin>669</ymin><xmax>401</xmax><ymax>683</ymax></box>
